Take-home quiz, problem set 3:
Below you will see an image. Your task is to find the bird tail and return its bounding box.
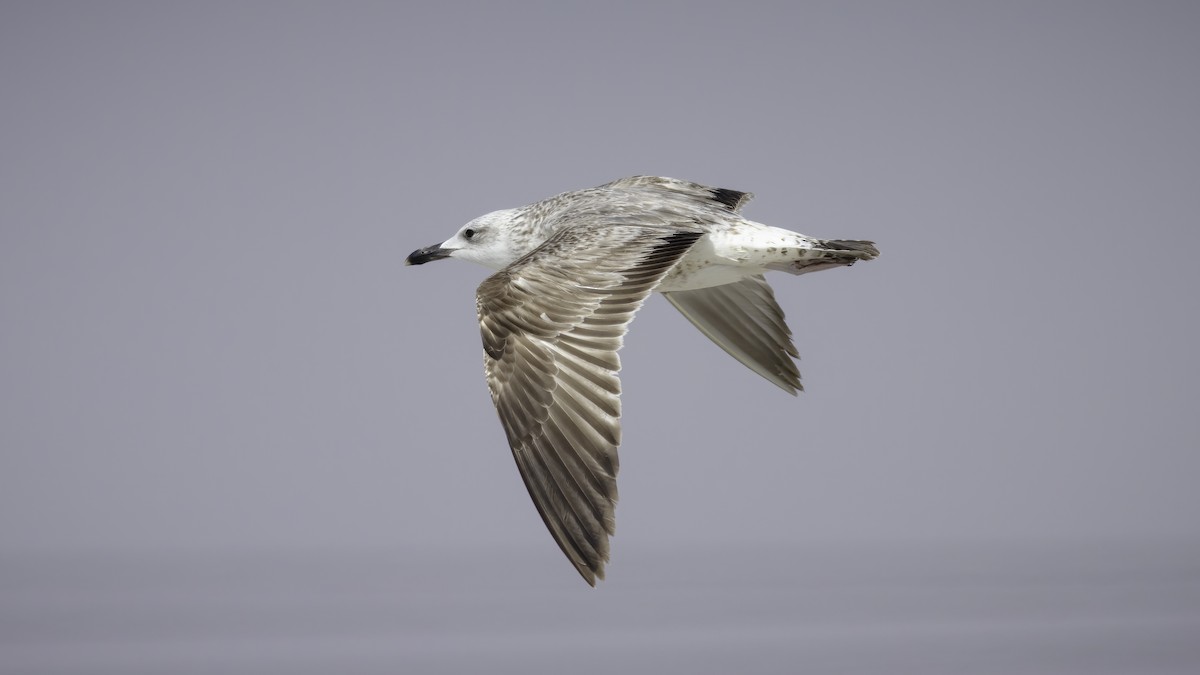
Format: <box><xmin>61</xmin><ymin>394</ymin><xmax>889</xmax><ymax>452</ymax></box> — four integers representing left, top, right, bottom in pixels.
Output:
<box><xmin>768</xmin><ymin>239</ymin><xmax>879</xmax><ymax>276</ymax></box>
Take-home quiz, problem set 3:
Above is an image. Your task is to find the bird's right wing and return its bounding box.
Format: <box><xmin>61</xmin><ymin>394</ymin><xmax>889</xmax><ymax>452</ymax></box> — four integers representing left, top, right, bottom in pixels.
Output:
<box><xmin>663</xmin><ymin>275</ymin><xmax>803</xmax><ymax>395</ymax></box>
<box><xmin>477</xmin><ymin>224</ymin><xmax>702</xmax><ymax>585</ymax></box>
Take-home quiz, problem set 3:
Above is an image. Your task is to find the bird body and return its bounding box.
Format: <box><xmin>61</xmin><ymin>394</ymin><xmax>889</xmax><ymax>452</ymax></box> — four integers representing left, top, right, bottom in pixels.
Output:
<box><xmin>406</xmin><ymin>176</ymin><xmax>878</xmax><ymax>585</ymax></box>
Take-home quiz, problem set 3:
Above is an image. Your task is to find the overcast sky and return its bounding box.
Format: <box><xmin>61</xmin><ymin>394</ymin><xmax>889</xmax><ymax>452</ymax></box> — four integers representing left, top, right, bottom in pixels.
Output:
<box><xmin>2</xmin><ymin>2</ymin><xmax>1198</xmax><ymax>580</ymax></box>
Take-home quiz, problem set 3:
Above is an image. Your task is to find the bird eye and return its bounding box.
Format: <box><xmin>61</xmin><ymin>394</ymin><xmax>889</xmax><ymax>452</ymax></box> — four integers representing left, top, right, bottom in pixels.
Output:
<box><xmin>464</xmin><ymin>228</ymin><xmax>476</xmax><ymax>240</ymax></box>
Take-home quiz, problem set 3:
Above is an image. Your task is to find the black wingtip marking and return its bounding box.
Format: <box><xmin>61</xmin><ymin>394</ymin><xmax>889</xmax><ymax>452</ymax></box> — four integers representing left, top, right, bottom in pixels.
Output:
<box><xmin>710</xmin><ymin>187</ymin><xmax>749</xmax><ymax>210</ymax></box>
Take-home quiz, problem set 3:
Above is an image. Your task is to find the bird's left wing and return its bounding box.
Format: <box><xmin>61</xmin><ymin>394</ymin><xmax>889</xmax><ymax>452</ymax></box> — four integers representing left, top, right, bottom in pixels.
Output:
<box><xmin>477</xmin><ymin>224</ymin><xmax>703</xmax><ymax>585</ymax></box>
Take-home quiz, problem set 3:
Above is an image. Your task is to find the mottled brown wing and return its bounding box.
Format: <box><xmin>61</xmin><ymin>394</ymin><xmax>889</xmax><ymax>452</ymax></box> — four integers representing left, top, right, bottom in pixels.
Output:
<box><xmin>477</xmin><ymin>225</ymin><xmax>702</xmax><ymax>585</ymax></box>
<box><xmin>663</xmin><ymin>275</ymin><xmax>803</xmax><ymax>395</ymax></box>
<box><xmin>599</xmin><ymin>175</ymin><xmax>754</xmax><ymax>212</ymax></box>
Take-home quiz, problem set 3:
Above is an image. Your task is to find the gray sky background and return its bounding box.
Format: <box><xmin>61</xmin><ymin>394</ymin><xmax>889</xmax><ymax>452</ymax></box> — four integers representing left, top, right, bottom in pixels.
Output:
<box><xmin>3</xmin><ymin>1</ymin><xmax>1198</xmax><ymax>578</ymax></box>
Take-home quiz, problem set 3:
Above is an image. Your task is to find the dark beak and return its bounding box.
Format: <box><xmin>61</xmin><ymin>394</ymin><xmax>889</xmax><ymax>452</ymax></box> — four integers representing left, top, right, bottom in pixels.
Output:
<box><xmin>405</xmin><ymin>243</ymin><xmax>452</xmax><ymax>266</ymax></box>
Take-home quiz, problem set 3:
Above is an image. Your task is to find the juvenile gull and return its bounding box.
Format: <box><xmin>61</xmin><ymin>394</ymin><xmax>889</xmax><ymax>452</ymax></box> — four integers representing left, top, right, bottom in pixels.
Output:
<box><xmin>406</xmin><ymin>176</ymin><xmax>878</xmax><ymax>585</ymax></box>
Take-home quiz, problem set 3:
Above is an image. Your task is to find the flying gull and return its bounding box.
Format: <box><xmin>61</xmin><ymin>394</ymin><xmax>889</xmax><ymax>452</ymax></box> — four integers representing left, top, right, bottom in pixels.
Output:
<box><xmin>406</xmin><ymin>176</ymin><xmax>878</xmax><ymax>585</ymax></box>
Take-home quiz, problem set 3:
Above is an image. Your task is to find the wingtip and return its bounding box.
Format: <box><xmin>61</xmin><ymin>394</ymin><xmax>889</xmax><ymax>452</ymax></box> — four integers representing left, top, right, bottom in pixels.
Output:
<box><xmin>576</xmin><ymin>562</ymin><xmax>604</xmax><ymax>587</ymax></box>
<box><xmin>778</xmin><ymin>380</ymin><xmax>803</xmax><ymax>396</ymax></box>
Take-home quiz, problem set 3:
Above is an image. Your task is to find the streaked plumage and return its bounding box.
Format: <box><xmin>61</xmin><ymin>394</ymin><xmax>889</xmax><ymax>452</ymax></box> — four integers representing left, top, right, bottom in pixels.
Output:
<box><xmin>406</xmin><ymin>176</ymin><xmax>878</xmax><ymax>584</ymax></box>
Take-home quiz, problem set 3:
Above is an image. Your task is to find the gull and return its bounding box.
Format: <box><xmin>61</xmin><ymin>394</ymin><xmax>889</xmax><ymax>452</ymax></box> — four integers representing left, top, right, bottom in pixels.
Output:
<box><xmin>405</xmin><ymin>176</ymin><xmax>878</xmax><ymax>585</ymax></box>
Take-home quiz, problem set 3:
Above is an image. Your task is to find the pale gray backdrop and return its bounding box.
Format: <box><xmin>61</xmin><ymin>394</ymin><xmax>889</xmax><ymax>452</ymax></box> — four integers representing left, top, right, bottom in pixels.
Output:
<box><xmin>3</xmin><ymin>2</ymin><xmax>1198</xmax><ymax>673</ymax></box>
